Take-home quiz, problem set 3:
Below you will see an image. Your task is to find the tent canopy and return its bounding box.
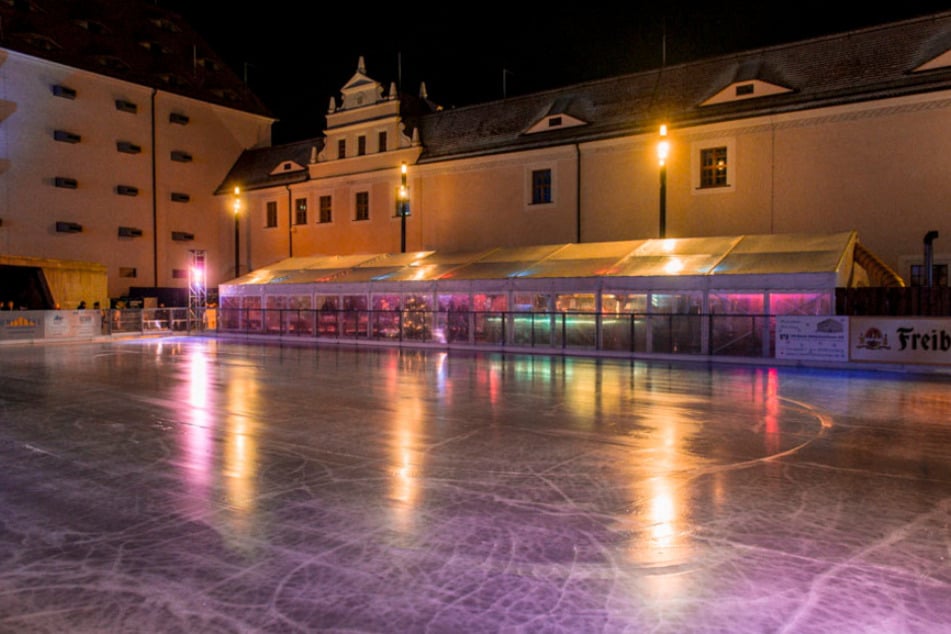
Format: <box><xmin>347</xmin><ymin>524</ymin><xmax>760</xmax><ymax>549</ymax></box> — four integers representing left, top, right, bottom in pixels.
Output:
<box><xmin>222</xmin><ymin>232</ymin><xmax>878</xmax><ymax>294</ymax></box>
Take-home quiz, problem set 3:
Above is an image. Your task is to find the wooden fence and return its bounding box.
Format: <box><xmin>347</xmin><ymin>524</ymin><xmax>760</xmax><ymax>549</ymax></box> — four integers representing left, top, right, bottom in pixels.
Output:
<box><xmin>836</xmin><ymin>287</ymin><xmax>951</xmax><ymax>316</ymax></box>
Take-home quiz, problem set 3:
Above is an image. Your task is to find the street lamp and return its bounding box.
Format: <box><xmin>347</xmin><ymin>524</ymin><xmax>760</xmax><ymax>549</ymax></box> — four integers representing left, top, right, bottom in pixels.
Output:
<box><xmin>399</xmin><ymin>163</ymin><xmax>408</xmax><ymax>253</ymax></box>
<box><xmin>233</xmin><ymin>186</ymin><xmax>241</xmax><ymax>277</ymax></box>
<box><xmin>657</xmin><ymin>124</ymin><xmax>670</xmax><ymax>239</ymax></box>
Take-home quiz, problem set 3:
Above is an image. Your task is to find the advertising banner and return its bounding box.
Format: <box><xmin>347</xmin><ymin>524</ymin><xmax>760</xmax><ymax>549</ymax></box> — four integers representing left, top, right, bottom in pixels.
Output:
<box><xmin>0</xmin><ymin>312</ymin><xmax>42</xmax><ymax>340</ymax></box>
<box><xmin>851</xmin><ymin>317</ymin><xmax>951</xmax><ymax>365</ymax></box>
<box><xmin>776</xmin><ymin>316</ymin><xmax>849</xmax><ymax>362</ymax></box>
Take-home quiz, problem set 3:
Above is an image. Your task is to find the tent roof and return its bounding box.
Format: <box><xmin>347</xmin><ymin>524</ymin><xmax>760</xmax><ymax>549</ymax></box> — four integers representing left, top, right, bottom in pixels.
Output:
<box><xmin>222</xmin><ymin>231</ymin><xmax>870</xmax><ymax>293</ymax></box>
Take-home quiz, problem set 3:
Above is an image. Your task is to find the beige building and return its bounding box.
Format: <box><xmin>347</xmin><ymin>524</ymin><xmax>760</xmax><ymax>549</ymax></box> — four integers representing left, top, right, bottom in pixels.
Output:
<box><xmin>0</xmin><ymin>0</ymin><xmax>274</xmax><ymax>308</ymax></box>
<box><xmin>225</xmin><ymin>11</ymin><xmax>951</xmax><ymax>291</ymax></box>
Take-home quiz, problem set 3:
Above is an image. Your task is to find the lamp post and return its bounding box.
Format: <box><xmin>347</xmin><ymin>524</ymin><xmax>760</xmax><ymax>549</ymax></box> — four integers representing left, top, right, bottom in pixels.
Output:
<box><xmin>399</xmin><ymin>162</ymin><xmax>408</xmax><ymax>253</ymax></box>
<box><xmin>657</xmin><ymin>124</ymin><xmax>669</xmax><ymax>239</ymax></box>
<box><xmin>233</xmin><ymin>186</ymin><xmax>241</xmax><ymax>277</ymax></box>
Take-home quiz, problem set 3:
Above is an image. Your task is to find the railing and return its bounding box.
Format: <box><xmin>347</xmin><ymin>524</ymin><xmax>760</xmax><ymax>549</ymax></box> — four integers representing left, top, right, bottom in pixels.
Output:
<box><xmin>214</xmin><ymin>308</ymin><xmax>775</xmax><ymax>359</ymax></box>
<box><xmin>105</xmin><ymin>307</ymin><xmax>203</xmax><ymax>335</ymax></box>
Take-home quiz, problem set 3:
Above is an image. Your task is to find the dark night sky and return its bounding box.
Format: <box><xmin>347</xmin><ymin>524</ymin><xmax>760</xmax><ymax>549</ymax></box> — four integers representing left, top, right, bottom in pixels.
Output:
<box><xmin>162</xmin><ymin>2</ymin><xmax>951</xmax><ymax>144</ymax></box>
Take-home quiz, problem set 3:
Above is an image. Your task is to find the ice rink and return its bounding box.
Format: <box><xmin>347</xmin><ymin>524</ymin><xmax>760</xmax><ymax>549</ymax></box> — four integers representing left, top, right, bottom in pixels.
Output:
<box><xmin>1</xmin><ymin>337</ymin><xmax>950</xmax><ymax>633</ymax></box>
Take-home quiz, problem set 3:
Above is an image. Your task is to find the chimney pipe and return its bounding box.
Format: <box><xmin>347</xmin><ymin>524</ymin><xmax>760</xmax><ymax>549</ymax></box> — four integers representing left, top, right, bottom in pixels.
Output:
<box><xmin>924</xmin><ymin>230</ymin><xmax>939</xmax><ymax>287</ymax></box>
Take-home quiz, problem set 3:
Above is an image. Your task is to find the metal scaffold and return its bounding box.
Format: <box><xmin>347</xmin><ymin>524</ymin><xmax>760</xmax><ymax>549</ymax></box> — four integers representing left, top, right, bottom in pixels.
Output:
<box><xmin>188</xmin><ymin>249</ymin><xmax>207</xmax><ymax>331</ymax></box>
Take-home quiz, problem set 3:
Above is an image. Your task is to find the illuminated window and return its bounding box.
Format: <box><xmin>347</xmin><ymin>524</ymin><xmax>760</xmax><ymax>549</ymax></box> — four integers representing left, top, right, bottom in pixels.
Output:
<box><xmin>355</xmin><ymin>191</ymin><xmax>369</xmax><ymax>221</ymax></box>
<box><xmin>295</xmin><ymin>198</ymin><xmax>307</xmax><ymax>224</ymax></box>
<box><xmin>531</xmin><ymin>169</ymin><xmax>552</xmax><ymax>204</ymax></box>
<box><xmin>319</xmin><ymin>195</ymin><xmax>332</xmax><ymax>223</ymax></box>
<box><xmin>700</xmin><ymin>147</ymin><xmax>728</xmax><ymax>188</ymax></box>
<box><xmin>265</xmin><ymin>201</ymin><xmax>278</xmax><ymax>228</ymax></box>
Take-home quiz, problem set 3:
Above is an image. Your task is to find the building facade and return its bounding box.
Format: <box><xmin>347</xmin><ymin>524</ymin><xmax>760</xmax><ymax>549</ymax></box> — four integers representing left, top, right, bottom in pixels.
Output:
<box><xmin>0</xmin><ymin>0</ymin><xmax>274</xmax><ymax>308</ymax></box>
<box><xmin>224</xmin><ymin>12</ymin><xmax>951</xmax><ymax>292</ymax></box>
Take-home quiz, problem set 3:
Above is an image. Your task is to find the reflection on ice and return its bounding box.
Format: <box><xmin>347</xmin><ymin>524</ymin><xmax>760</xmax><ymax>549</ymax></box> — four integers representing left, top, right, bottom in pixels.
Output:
<box><xmin>1</xmin><ymin>338</ymin><xmax>950</xmax><ymax>633</ymax></box>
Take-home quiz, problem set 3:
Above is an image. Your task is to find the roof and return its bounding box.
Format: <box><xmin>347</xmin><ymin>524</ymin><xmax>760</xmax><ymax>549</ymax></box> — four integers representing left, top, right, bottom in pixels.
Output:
<box><xmin>412</xmin><ymin>11</ymin><xmax>951</xmax><ymax>161</ymax></box>
<box><xmin>0</xmin><ymin>0</ymin><xmax>271</xmax><ymax>118</ymax></box>
<box><xmin>220</xmin><ymin>231</ymin><xmax>865</xmax><ymax>293</ymax></box>
<box><xmin>220</xmin><ymin>10</ymin><xmax>951</xmax><ymax>182</ymax></box>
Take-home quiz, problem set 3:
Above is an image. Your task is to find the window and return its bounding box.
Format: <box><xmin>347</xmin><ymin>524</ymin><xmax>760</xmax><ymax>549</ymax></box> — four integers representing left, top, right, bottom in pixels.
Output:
<box><xmin>171</xmin><ymin>150</ymin><xmax>192</xmax><ymax>162</ymax></box>
<box><xmin>116</xmin><ymin>141</ymin><xmax>142</xmax><ymax>154</ymax></box>
<box><xmin>337</xmin><ymin>139</ymin><xmax>346</xmax><ymax>159</ymax></box>
<box><xmin>171</xmin><ymin>231</ymin><xmax>194</xmax><ymax>241</ymax></box>
<box><xmin>910</xmin><ymin>264</ymin><xmax>949</xmax><ymax>287</ymax></box>
<box><xmin>319</xmin><ymin>195</ymin><xmax>332</xmax><ymax>223</ymax></box>
<box><xmin>355</xmin><ymin>191</ymin><xmax>369</xmax><ymax>221</ymax></box>
<box><xmin>295</xmin><ymin>198</ymin><xmax>308</xmax><ymax>224</ymax></box>
<box><xmin>531</xmin><ymin>169</ymin><xmax>552</xmax><ymax>205</ymax></box>
<box><xmin>116</xmin><ymin>185</ymin><xmax>139</xmax><ymax>196</ymax></box>
<box><xmin>53</xmin><ymin>130</ymin><xmax>81</xmax><ymax>143</ymax></box>
<box><xmin>115</xmin><ymin>99</ymin><xmax>137</xmax><ymax>113</ymax></box>
<box><xmin>700</xmin><ymin>147</ymin><xmax>728</xmax><ymax>188</ymax></box>
<box><xmin>171</xmin><ymin>269</ymin><xmax>188</xmax><ymax>279</ymax></box>
<box><xmin>169</xmin><ymin>112</ymin><xmax>189</xmax><ymax>125</ymax></box>
<box><xmin>118</xmin><ymin>227</ymin><xmax>143</xmax><ymax>238</ymax></box>
<box><xmin>266</xmin><ymin>201</ymin><xmax>278</xmax><ymax>228</ymax></box>
<box><xmin>55</xmin><ymin>221</ymin><xmax>82</xmax><ymax>233</ymax></box>
<box><xmin>357</xmin><ymin>135</ymin><xmax>366</xmax><ymax>156</ymax></box>
<box><xmin>378</xmin><ymin>131</ymin><xmax>387</xmax><ymax>152</ymax></box>
<box><xmin>119</xmin><ymin>267</ymin><xmax>138</xmax><ymax>278</ymax></box>
<box><xmin>54</xmin><ymin>177</ymin><xmax>78</xmax><ymax>189</ymax></box>
<box><xmin>170</xmin><ymin>192</ymin><xmax>190</xmax><ymax>203</ymax></box>
<box><xmin>51</xmin><ymin>84</ymin><xmax>76</xmax><ymax>99</ymax></box>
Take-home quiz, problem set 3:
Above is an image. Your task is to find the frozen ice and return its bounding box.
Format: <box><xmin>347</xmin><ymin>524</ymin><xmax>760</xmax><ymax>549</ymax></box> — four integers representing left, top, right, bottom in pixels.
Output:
<box><xmin>1</xmin><ymin>337</ymin><xmax>950</xmax><ymax>633</ymax></box>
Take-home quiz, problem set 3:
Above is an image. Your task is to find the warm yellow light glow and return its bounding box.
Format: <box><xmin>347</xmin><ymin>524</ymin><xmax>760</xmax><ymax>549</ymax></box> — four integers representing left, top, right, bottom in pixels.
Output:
<box><xmin>657</xmin><ymin>125</ymin><xmax>670</xmax><ymax>166</ymax></box>
<box><xmin>399</xmin><ymin>185</ymin><xmax>408</xmax><ymax>201</ymax></box>
<box><xmin>401</xmin><ymin>162</ymin><xmax>407</xmax><ymax>175</ymax></box>
<box><xmin>233</xmin><ymin>186</ymin><xmax>240</xmax><ymax>216</ymax></box>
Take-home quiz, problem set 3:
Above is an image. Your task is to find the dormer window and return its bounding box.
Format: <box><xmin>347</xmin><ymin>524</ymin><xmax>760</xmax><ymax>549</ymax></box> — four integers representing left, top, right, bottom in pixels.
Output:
<box><xmin>524</xmin><ymin>111</ymin><xmax>586</xmax><ymax>135</ymax></box>
<box><xmin>735</xmin><ymin>84</ymin><xmax>755</xmax><ymax>96</ymax></box>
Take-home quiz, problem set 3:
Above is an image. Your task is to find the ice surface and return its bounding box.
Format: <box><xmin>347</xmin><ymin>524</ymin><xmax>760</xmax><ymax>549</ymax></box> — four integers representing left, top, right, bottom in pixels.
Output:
<box><xmin>1</xmin><ymin>337</ymin><xmax>950</xmax><ymax>633</ymax></box>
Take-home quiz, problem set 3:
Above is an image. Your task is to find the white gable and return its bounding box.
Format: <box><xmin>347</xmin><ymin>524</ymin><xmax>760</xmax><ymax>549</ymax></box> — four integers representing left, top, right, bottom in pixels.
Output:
<box><xmin>524</xmin><ymin>113</ymin><xmax>587</xmax><ymax>135</ymax></box>
<box><xmin>702</xmin><ymin>80</ymin><xmax>793</xmax><ymax>106</ymax></box>
<box><xmin>270</xmin><ymin>160</ymin><xmax>306</xmax><ymax>176</ymax></box>
<box><xmin>914</xmin><ymin>49</ymin><xmax>951</xmax><ymax>72</ymax></box>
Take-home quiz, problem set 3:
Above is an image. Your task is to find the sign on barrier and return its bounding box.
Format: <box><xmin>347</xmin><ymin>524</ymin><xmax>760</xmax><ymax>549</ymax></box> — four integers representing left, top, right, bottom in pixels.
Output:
<box><xmin>851</xmin><ymin>317</ymin><xmax>951</xmax><ymax>365</ymax></box>
<box><xmin>776</xmin><ymin>316</ymin><xmax>850</xmax><ymax>362</ymax></box>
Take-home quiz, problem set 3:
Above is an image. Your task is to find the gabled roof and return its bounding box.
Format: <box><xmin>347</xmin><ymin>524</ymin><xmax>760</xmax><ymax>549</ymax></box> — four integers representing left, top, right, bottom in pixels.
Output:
<box><xmin>0</xmin><ymin>0</ymin><xmax>271</xmax><ymax>118</ymax></box>
<box><xmin>215</xmin><ymin>139</ymin><xmax>317</xmax><ymax>194</ymax></box>
<box><xmin>217</xmin><ymin>11</ymin><xmax>951</xmax><ymax>191</ymax></box>
<box><xmin>413</xmin><ymin>11</ymin><xmax>951</xmax><ymax>161</ymax></box>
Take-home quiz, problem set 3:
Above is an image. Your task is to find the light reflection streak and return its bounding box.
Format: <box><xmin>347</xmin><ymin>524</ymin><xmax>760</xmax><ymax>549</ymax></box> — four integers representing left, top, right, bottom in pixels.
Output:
<box><xmin>181</xmin><ymin>349</ymin><xmax>212</xmax><ymax>518</ymax></box>
<box><xmin>386</xmin><ymin>352</ymin><xmax>425</xmax><ymax>532</ymax></box>
<box><xmin>223</xmin><ymin>364</ymin><xmax>259</xmax><ymax>544</ymax></box>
